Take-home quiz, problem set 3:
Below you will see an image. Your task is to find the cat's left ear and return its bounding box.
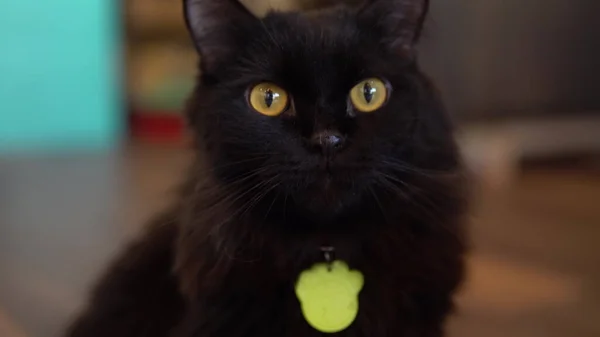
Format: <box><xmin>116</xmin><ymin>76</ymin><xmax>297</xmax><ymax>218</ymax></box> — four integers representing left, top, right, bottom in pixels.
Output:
<box><xmin>358</xmin><ymin>0</ymin><xmax>429</xmax><ymax>55</ymax></box>
<box><xmin>184</xmin><ymin>0</ymin><xmax>258</xmax><ymax>74</ymax></box>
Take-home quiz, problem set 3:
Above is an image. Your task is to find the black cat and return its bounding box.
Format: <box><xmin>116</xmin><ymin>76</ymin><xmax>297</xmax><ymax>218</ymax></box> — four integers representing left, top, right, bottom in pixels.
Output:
<box><xmin>65</xmin><ymin>0</ymin><xmax>468</xmax><ymax>336</ymax></box>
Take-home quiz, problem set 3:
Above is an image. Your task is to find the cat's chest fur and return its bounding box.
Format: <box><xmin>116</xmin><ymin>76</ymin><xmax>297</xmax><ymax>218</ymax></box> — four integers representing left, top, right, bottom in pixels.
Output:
<box><xmin>175</xmin><ymin>227</ymin><xmax>463</xmax><ymax>337</ymax></box>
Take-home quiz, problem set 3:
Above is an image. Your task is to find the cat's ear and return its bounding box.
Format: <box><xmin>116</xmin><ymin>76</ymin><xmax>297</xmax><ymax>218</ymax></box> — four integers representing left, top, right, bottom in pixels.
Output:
<box><xmin>358</xmin><ymin>0</ymin><xmax>429</xmax><ymax>55</ymax></box>
<box><xmin>184</xmin><ymin>0</ymin><xmax>258</xmax><ymax>74</ymax></box>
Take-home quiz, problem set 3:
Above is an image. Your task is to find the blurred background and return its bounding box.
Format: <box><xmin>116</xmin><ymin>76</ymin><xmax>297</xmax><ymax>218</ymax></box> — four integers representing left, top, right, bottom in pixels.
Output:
<box><xmin>1</xmin><ymin>0</ymin><xmax>599</xmax><ymax>336</ymax></box>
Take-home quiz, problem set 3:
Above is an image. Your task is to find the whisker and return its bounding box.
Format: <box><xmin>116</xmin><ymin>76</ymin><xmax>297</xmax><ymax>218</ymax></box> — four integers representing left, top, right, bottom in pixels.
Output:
<box><xmin>193</xmin><ymin>154</ymin><xmax>275</xmax><ymax>176</ymax></box>
<box><xmin>380</xmin><ymin>158</ymin><xmax>460</xmax><ymax>178</ymax></box>
<box><xmin>208</xmin><ymin>173</ymin><xmax>280</xmax><ymax>239</ymax></box>
<box><xmin>214</xmin><ymin>176</ymin><xmax>281</xmax><ymax>261</ymax></box>
<box><xmin>368</xmin><ymin>186</ymin><xmax>389</xmax><ymax>224</ymax></box>
<box><xmin>374</xmin><ymin>174</ymin><xmax>461</xmax><ymax>241</ymax></box>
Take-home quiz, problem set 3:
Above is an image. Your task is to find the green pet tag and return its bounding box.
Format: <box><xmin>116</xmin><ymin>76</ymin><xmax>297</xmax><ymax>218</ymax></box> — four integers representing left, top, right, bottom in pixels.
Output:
<box><xmin>295</xmin><ymin>260</ymin><xmax>364</xmax><ymax>333</ymax></box>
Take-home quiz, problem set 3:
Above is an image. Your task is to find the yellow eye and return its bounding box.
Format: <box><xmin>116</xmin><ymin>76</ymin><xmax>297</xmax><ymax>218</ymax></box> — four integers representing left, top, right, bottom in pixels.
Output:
<box><xmin>349</xmin><ymin>78</ymin><xmax>388</xmax><ymax>113</ymax></box>
<box><xmin>248</xmin><ymin>82</ymin><xmax>289</xmax><ymax>116</ymax></box>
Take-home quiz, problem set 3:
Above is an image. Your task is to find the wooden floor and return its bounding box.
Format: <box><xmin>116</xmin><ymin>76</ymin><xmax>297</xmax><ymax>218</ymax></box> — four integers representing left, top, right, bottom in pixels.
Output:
<box><xmin>1</xmin><ymin>144</ymin><xmax>599</xmax><ymax>337</ymax></box>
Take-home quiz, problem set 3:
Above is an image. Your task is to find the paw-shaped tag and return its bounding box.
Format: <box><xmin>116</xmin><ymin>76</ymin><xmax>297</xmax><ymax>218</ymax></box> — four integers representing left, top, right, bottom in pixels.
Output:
<box><xmin>295</xmin><ymin>260</ymin><xmax>364</xmax><ymax>333</ymax></box>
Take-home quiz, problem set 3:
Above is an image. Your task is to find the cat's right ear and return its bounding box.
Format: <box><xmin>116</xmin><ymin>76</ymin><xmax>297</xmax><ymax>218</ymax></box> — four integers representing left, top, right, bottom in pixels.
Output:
<box><xmin>358</xmin><ymin>0</ymin><xmax>429</xmax><ymax>56</ymax></box>
<box><xmin>184</xmin><ymin>0</ymin><xmax>258</xmax><ymax>74</ymax></box>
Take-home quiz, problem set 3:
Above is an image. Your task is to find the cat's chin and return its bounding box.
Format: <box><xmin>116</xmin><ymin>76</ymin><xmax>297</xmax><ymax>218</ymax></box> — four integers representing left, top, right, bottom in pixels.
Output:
<box><xmin>297</xmin><ymin>173</ymin><xmax>362</xmax><ymax>218</ymax></box>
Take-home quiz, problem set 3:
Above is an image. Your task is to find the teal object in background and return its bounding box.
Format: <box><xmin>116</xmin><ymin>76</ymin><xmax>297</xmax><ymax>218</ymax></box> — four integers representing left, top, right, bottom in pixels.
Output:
<box><xmin>0</xmin><ymin>0</ymin><xmax>122</xmax><ymax>152</ymax></box>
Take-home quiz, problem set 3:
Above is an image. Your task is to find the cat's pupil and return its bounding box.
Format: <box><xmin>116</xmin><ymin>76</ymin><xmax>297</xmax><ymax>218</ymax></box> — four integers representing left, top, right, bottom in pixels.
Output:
<box><xmin>363</xmin><ymin>83</ymin><xmax>375</xmax><ymax>103</ymax></box>
<box><xmin>265</xmin><ymin>89</ymin><xmax>274</xmax><ymax>108</ymax></box>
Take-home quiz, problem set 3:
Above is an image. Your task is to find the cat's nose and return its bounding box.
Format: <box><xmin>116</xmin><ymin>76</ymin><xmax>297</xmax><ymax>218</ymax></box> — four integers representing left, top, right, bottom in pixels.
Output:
<box><xmin>310</xmin><ymin>130</ymin><xmax>346</xmax><ymax>155</ymax></box>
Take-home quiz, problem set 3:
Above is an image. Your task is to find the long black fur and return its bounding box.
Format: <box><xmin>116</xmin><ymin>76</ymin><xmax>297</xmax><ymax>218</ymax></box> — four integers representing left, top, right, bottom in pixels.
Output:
<box><xmin>65</xmin><ymin>0</ymin><xmax>468</xmax><ymax>336</ymax></box>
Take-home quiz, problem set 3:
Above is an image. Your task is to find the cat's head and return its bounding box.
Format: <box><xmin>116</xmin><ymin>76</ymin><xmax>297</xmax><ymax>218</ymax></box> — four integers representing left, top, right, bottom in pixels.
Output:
<box><xmin>183</xmin><ymin>0</ymin><xmax>461</xmax><ymax>226</ymax></box>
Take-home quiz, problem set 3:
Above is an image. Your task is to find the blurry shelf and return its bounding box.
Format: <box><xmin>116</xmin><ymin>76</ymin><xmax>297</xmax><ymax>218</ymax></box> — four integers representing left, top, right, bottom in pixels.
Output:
<box><xmin>459</xmin><ymin>114</ymin><xmax>600</xmax><ymax>160</ymax></box>
<box><xmin>129</xmin><ymin>110</ymin><xmax>188</xmax><ymax>144</ymax></box>
<box><xmin>125</xmin><ymin>0</ymin><xmax>188</xmax><ymax>43</ymax></box>
<box><xmin>127</xmin><ymin>31</ymin><xmax>191</xmax><ymax>46</ymax></box>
